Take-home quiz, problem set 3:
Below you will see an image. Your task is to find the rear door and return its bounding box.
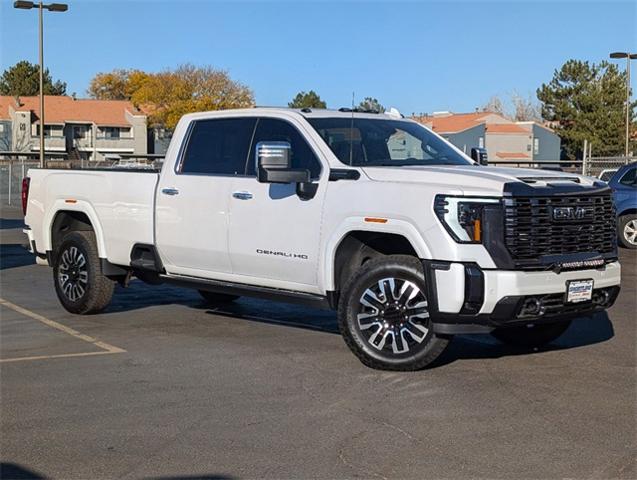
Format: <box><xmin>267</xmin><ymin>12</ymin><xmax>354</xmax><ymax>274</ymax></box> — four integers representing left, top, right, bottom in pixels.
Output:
<box><xmin>155</xmin><ymin>117</ymin><xmax>256</xmax><ymax>278</ymax></box>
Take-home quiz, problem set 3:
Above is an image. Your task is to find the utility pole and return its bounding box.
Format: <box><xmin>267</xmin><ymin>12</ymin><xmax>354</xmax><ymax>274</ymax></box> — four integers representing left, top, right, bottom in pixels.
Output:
<box><xmin>14</xmin><ymin>1</ymin><xmax>69</xmax><ymax>168</ymax></box>
<box><xmin>610</xmin><ymin>51</ymin><xmax>637</xmax><ymax>158</ymax></box>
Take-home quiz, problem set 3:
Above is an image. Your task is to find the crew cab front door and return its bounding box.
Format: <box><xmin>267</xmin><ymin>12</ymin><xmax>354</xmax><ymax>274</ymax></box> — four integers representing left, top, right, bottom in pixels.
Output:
<box><xmin>228</xmin><ymin>117</ymin><xmax>326</xmax><ymax>292</ymax></box>
<box><xmin>155</xmin><ymin>117</ymin><xmax>257</xmax><ymax>278</ymax></box>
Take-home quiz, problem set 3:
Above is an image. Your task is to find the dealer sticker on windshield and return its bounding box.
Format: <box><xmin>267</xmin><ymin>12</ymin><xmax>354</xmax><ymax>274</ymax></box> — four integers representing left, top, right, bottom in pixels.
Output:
<box><xmin>566</xmin><ymin>279</ymin><xmax>594</xmax><ymax>303</ymax></box>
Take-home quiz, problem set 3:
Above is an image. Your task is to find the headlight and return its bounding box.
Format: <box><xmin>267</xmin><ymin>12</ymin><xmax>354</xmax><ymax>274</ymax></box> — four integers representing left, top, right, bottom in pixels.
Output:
<box><xmin>434</xmin><ymin>195</ymin><xmax>500</xmax><ymax>243</ymax></box>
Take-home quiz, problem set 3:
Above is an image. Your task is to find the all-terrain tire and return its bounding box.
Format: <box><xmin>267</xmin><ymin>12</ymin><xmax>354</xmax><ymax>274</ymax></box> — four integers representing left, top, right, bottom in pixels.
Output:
<box><xmin>53</xmin><ymin>231</ymin><xmax>115</xmax><ymax>314</ymax></box>
<box><xmin>491</xmin><ymin>320</ymin><xmax>572</xmax><ymax>348</ymax></box>
<box><xmin>198</xmin><ymin>290</ymin><xmax>240</xmax><ymax>305</ymax></box>
<box><xmin>338</xmin><ymin>255</ymin><xmax>450</xmax><ymax>371</ymax></box>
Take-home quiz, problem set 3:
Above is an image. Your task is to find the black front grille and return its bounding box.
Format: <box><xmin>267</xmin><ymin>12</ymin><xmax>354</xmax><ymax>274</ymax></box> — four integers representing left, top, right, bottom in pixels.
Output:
<box><xmin>503</xmin><ymin>194</ymin><xmax>617</xmax><ymax>268</ymax></box>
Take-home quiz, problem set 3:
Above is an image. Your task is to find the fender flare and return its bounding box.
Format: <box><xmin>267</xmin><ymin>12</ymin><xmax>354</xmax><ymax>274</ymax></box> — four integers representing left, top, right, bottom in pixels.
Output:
<box><xmin>44</xmin><ymin>200</ymin><xmax>108</xmax><ymax>258</ymax></box>
<box><xmin>321</xmin><ymin>217</ymin><xmax>433</xmax><ymax>292</ymax></box>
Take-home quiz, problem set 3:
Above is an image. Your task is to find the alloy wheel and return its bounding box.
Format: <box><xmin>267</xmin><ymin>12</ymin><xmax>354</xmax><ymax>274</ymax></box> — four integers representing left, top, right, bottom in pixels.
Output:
<box><xmin>624</xmin><ymin>219</ymin><xmax>637</xmax><ymax>246</ymax></box>
<box><xmin>357</xmin><ymin>277</ymin><xmax>430</xmax><ymax>354</ymax></box>
<box><xmin>58</xmin><ymin>246</ymin><xmax>89</xmax><ymax>302</ymax></box>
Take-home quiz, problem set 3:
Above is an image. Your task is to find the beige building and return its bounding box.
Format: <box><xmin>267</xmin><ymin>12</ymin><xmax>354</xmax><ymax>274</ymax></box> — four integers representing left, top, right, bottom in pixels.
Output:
<box><xmin>0</xmin><ymin>95</ymin><xmax>147</xmax><ymax>162</ymax></box>
<box><xmin>412</xmin><ymin>111</ymin><xmax>561</xmax><ymax>163</ymax></box>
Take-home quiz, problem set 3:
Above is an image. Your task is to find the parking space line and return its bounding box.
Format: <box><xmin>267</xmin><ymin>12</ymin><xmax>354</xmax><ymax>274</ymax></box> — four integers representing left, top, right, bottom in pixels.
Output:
<box><xmin>0</xmin><ymin>298</ymin><xmax>126</xmax><ymax>363</ymax></box>
<box><xmin>1</xmin><ymin>350</ymin><xmax>119</xmax><ymax>363</ymax></box>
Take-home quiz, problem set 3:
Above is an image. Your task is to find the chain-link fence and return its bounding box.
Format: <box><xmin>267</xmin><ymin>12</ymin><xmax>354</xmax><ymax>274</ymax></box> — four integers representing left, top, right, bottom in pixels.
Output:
<box><xmin>582</xmin><ymin>156</ymin><xmax>636</xmax><ymax>179</ymax></box>
<box><xmin>0</xmin><ymin>159</ymin><xmax>40</xmax><ymax>207</ymax></box>
<box><xmin>0</xmin><ymin>155</ymin><xmax>163</xmax><ymax>208</ymax></box>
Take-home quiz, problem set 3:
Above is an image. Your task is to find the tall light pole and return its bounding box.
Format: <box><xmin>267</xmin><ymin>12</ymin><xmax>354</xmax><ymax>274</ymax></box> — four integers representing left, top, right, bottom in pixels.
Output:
<box><xmin>13</xmin><ymin>1</ymin><xmax>68</xmax><ymax>168</ymax></box>
<box><xmin>610</xmin><ymin>51</ymin><xmax>637</xmax><ymax>158</ymax></box>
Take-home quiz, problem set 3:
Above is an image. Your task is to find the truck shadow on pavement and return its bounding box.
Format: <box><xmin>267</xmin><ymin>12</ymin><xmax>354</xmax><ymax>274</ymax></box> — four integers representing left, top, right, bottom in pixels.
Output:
<box><xmin>0</xmin><ymin>462</ymin><xmax>46</xmax><ymax>480</ymax></box>
<box><xmin>0</xmin><ymin>245</ymin><xmax>35</xmax><ymax>270</ymax></box>
<box><xmin>0</xmin><ymin>218</ymin><xmax>25</xmax><ymax>230</ymax></box>
<box><xmin>105</xmin><ymin>280</ymin><xmax>616</xmax><ymax>368</ymax></box>
<box><xmin>0</xmin><ymin>463</ymin><xmax>235</xmax><ymax>480</ymax></box>
<box><xmin>200</xmin><ymin>298</ymin><xmax>615</xmax><ymax>368</ymax></box>
<box><xmin>431</xmin><ymin>311</ymin><xmax>615</xmax><ymax>368</ymax></box>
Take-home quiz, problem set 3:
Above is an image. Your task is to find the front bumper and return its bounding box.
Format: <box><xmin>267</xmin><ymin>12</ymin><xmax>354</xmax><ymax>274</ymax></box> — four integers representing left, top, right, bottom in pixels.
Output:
<box><xmin>423</xmin><ymin>260</ymin><xmax>621</xmax><ymax>334</ymax></box>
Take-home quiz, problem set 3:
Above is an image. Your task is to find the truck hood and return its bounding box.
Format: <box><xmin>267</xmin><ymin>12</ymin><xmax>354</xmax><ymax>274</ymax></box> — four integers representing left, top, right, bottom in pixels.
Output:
<box><xmin>361</xmin><ymin>165</ymin><xmax>601</xmax><ymax>196</ymax></box>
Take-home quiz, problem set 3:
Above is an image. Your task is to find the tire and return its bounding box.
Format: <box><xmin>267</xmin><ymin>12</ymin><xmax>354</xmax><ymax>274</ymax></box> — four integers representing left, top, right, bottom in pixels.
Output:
<box><xmin>491</xmin><ymin>320</ymin><xmax>572</xmax><ymax>348</ymax></box>
<box><xmin>53</xmin><ymin>231</ymin><xmax>115</xmax><ymax>314</ymax></box>
<box><xmin>617</xmin><ymin>214</ymin><xmax>637</xmax><ymax>249</ymax></box>
<box><xmin>198</xmin><ymin>290</ymin><xmax>240</xmax><ymax>305</ymax></box>
<box><xmin>338</xmin><ymin>255</ymin><xmax>450</xmax><ymax>371</ymax></box>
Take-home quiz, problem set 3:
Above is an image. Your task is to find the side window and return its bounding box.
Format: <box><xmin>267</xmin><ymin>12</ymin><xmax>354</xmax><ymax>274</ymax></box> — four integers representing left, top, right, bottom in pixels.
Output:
<box><xmin>247</xmin><ymin>118</ymin><xmax>322</xmax><ymax>179</ymax></box>
<box><xmin>180</xmin><ymin>118</ymin><xmax>256</xmax><ymax>175</ymax></box>
<box><xmin>619</xmin><ymin>168</ymin><xmax>636</xmax><ymax>187</ymax></box>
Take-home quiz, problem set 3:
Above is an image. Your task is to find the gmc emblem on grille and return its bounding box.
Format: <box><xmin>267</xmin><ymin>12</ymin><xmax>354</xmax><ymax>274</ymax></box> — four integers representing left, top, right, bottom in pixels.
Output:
<box><xmin>551</xmin><ymin>206</ymin><xmax>594</xmax><ymax>221</ymax></box>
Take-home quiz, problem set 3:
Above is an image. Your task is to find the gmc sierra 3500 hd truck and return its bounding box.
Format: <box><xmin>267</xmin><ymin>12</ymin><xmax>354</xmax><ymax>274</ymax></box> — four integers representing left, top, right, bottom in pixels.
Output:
<box><xmin>23</xmin><ymin>108</ymin><xmax>621</xmax><ymax>370</ymax></box>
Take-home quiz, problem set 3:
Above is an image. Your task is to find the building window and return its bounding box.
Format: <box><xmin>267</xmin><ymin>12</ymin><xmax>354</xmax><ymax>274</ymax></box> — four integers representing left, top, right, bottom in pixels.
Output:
<box><xmin>479</xmin><ymin>137</ymin><xmax>484</xmax><ymax>148</ymax></box>
<box><xmin>73</xmin><ymin>125</ymin><xmax>88</xmax><ymax>139</ymax></box>
<box><xmin>101</xmin><ymin>127</ymin><xmax>120</xmax><ymax>139</ymax></box>
<box><xmin>533</xmin><ymin>138</ymin><xmax>540</xmax><ymax>155</ymax></box>
<box><xmin>36</xmin><ymin>125</ymin><xmax>57</xmax><ymax>137</ymax></box>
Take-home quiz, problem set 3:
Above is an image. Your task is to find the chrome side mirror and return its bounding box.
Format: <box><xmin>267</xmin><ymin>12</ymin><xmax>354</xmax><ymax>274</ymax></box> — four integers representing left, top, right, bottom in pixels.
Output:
<box><xmin>256</xmin><ymin>141</ymin><xmax>310</xmax><ymax>184</ymax></box>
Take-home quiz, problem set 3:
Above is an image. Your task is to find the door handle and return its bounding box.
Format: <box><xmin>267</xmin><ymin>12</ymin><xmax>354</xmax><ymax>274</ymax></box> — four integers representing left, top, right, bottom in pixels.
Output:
<box><xmin>232</xmin><ymin>191</ymin><xmax>253</xmax><ymax>200</ymax></box>
<box><xmin>161</xmin><ymin>188</ymin><xmax>179</xmax><ymax>196</ymax></box>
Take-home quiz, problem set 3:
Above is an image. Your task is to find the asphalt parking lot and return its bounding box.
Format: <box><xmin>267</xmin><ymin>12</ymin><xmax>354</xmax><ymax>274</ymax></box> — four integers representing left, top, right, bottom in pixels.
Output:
<box><xmin>1</xmin><ymin>206</ymin><xmax>635</xmax><ymax>480</ymax></box>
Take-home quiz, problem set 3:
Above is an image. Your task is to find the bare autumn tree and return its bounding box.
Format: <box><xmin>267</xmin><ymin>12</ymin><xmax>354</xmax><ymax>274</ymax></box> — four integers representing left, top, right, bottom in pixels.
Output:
<box><xmin>483</xmin><ymin>95</ymin><xmax>505</xmax><ymax>115</ymax></box>
<box><xmin>511</xmin><ymin>92</ymin><xmax>541</xmax><ymax>122</ymax></box>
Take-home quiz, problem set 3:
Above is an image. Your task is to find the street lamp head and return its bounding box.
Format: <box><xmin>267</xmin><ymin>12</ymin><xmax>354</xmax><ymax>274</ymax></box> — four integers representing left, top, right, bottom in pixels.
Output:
<box><xmin>47</xmin><ymin>3</ymin><xmax>68</xmax><ymax>11</ymax></box>
<box><xmin>610</xmin><ymin>52</ymin><xmax>629</xmax><ymax>59</ymax></box>
<box><xmin>13</xmin><ymin>1</ymin><xmax>35</xmax><ymax>9</ymax></box>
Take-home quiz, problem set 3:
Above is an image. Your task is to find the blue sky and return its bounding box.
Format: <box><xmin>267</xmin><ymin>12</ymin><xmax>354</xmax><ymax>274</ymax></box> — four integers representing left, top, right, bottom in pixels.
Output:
<box><xmin>1</xmin><ymin>0</ymin><xmax>635</xmax><ymax>114</ymax></box>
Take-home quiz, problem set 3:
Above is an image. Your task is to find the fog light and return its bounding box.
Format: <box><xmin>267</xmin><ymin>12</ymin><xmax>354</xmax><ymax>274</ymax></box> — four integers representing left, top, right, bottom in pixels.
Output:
<box><xmin>592</xmin><ymin>289</ymin><xmax>610</xmax><ymax>306</ymax></box>
<box><xmin>520</xmin><ymin>297</ymin><xmax>544</xmax><ymax>317</ymax></box>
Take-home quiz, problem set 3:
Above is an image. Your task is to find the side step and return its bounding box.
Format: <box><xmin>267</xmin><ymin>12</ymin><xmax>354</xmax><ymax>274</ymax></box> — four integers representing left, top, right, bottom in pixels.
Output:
<box><xmin>130</xmin><ymin>243</ymin><xmax>164</xmax><ymax>272</ymax></box>
<box><xmin>161</xmin><ymin>273</ymin><xmax>336</xmax><ymax>310</ymax></box>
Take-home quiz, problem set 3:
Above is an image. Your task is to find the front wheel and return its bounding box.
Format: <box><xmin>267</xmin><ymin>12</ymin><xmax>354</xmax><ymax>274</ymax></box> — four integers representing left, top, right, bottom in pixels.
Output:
<box><xmin>53</xmin><ymin>231</ymin><xmax>115</xmax><ymax>314</ymax></box>
<box><xmin>338</xmin><ymin>255</ymin><xmax>450</xmax><ymax>371</ymax></box>
<box><xmin>618</xmin><ymin>214</ymin><xmax>637</xmax><ymax>249</ymax></box>
<box><xmin>491</xmin><ymin>320</ymin><xmax>572</xmax><ymax>348</ymax></box>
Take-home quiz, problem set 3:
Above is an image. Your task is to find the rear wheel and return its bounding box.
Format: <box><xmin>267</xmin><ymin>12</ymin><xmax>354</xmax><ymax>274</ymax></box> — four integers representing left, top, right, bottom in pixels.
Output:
<box><xmin>618</xmin><ymin>214</ymin><xmax>637</xmax><ymax>249</ymax></box>
<box><xmin>198</xmin><ymin>290</ymin><xmax>240</xmax><ymax>305</ymax></box>
<box><xmin>338</xmin><ymin>255</ymin><xmax>450</xmax><ymax>371</ymax></box>
<box><xmin>53</xmin><ymin>231</ymin><xmax>115</xmax><ymax>314</ymax></box>
<box><xmin>491</xmin><ymin>320</ymin><xmax>572</xmax><ymax>348</ymax></box>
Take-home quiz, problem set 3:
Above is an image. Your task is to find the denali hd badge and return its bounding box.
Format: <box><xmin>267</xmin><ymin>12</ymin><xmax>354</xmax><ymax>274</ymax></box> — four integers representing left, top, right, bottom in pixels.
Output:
<box><xmin>552</xmin><ymin>206</ymin><xmax>594</xmax><ymax>221</ymax></box>
<box><xmin>256</xmin><ymin>249</ymin><xmax>308</xmax><ymax>260</ymax></box>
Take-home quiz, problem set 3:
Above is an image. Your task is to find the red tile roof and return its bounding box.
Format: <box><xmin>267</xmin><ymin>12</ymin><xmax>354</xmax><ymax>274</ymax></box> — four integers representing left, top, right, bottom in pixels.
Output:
<box><xmin>0</xmin><ymin>95</ymin><xmax>143</xmax><ymax>126</ymax></box>
<box><xmin>496</xmin><ymin>152</ymin><xmax>530</xmax><ymax>159</ymax></box>
<box><xmin>486</xmin><ymin>123</ymin><xmax>529</xmax><ymax>134</ymax></box>
<box><xmin>412</xmin><ymin>112</ymin><xmax>490</xmax><ymax>134</ymax></box>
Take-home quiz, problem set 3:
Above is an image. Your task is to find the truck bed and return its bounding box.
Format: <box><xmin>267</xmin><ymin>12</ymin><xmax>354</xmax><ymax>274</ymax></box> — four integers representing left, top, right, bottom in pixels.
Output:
<box><xmin>25</xmin><ymin>168</ymin><xmax>159</xmax><ymax>266</ymax></box>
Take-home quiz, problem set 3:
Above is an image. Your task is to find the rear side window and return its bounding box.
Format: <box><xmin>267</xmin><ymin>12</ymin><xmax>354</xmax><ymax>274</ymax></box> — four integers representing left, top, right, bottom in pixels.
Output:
<box><xmin>247</xmin><ymin>118</ymin><xmax>322</xmax><ymax>179</ymax></box>
<box><xmin>180</xmin><ymin>118</ymin><xmax>257</xmax><ymax>175</ymax></box>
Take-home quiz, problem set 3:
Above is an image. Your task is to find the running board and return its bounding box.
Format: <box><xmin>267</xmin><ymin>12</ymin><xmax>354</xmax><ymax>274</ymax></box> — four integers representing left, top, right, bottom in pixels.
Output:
<box><xmin>160</xmin><ymin>273</ymin><xmax>336</xmax><ymax>310</ymax></box>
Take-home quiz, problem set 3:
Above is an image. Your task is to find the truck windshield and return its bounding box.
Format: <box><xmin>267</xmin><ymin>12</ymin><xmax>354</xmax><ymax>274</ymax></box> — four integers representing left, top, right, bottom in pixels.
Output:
<box><xmin>307</xmin><ymin>117</ymin><xmax>472</xmax><ymax>167</ymax></box>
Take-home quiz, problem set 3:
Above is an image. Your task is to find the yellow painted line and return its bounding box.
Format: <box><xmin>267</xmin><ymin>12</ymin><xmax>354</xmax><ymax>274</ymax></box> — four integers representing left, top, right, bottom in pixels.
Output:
<box><xmin>0</xmin><ymin>298</ymin><xmax>126</xmax><ymax>363</ymax></box>
<box><xmin>1</xmin><ymin>350</ymin><xmax>119</xmax><ymax>364</ymax></box>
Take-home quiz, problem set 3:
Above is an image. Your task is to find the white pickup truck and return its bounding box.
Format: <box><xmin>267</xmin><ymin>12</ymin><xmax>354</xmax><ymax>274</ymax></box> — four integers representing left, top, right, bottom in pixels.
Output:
<box><xmin>23</xmin><ymin>108</ymin><xmax>621</xmax><ymax>370</ymax></box>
